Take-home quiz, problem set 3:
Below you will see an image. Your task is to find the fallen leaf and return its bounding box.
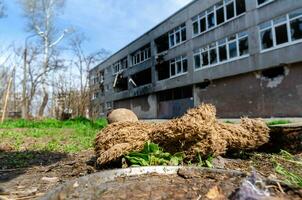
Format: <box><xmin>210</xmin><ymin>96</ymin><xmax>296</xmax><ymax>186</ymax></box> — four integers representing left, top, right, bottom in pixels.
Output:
<box><xmin>205</xmin><ymin>186</ymin><xmax>225</xmax><ymax>200</ymax></box>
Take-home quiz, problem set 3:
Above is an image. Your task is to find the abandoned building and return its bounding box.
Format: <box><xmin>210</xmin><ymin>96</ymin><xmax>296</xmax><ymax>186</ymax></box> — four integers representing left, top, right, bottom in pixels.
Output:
<box><xmin>89</xmin><ymin>0</ymin><xmax>302</xmax><ymax>119</ymax></box>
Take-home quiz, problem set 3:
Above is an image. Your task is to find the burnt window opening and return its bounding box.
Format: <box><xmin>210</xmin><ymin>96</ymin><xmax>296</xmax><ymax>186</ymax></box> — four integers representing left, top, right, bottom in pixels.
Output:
<box><xmin>156</xmin><ymin>61</ymin><xmax>170</xmax><ymax>81</ymax></box>
<box><xmin>114</xmin><ymin>75</ymin><xmax>128</xmax><ymax>92</ymax></box>
<box><xmin>155</xmin><ymin>33</ymin><xmax>169</xmax><ymax>54</ymax></box>
<box><xmin>158</xmin><ymin>86</ymin><xmax>193</xmax><ymax>102</ymax></box>
<box><xmin>275</xmin><ymin>24</ymin><xmax>289</xmax><ymax>45</ymax></box>
<box><xmin>196</xmin><ymin>79</ymin><xmax>211</xmax><ymax>89</ymax></box>
<box><xmin>290</xmin><ymin>17</ymin><xmax>302</xmax><ymax>41</ymax></box>
<box><xmin>261</xmin><ymin>66</ymin><xmax>285</xmax><ymax>79</ymax></box>
<box><xmin>131</xmin><ymin>68</ymin><xmax>152</xmax><ymax>87</ymax></box>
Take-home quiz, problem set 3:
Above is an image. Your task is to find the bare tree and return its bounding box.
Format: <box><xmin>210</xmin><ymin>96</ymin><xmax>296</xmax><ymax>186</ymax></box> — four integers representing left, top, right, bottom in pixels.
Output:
<box><xmin>20</xmin><ymin>0</ymin><xmax>71</xmax><ymax>118</ymax></box>
<box><xmin>69</xmin><ymin>33</ymin><xmax>110</xmax><ymax>117</ymax></box>
<box><xmin>0</xmin><ymin>0</ymin><xmax>6</xmax><ymax>18</ymax></box>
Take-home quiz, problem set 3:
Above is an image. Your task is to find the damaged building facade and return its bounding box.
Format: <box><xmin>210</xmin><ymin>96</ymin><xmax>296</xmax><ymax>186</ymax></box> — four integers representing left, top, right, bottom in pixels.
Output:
<box><xmin>89</xmin><ymin>0</ymin><xmax>302</xmax><ymax>119</ymax></box>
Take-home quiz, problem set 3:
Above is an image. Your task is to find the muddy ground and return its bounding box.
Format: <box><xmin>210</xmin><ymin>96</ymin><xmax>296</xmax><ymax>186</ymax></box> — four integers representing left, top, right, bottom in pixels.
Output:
<box><xmin>0</xmin><ymin>148</ymin><xmax>301</xmax><ymax>200</ymax></box>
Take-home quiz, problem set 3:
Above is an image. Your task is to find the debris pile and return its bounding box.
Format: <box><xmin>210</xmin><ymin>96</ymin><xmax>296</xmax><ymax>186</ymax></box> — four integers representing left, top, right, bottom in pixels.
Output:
<box><xmin>95</xmin><ymin>104</ymin><xmax>270</xmax><ymax>166</ymax></box>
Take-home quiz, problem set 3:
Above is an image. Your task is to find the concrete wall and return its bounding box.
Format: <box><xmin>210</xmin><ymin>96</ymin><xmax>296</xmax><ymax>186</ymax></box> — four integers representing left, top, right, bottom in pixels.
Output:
<box><xmin>194</xmin><ymin>62</ymin><xmax>302</xmax><ymax>118</ymax></box>
<box><xmin>89</xmin><ymin>0</ymin><xmax>302</xmax><ymax>119</ymax></box>
<box><xmin>114</xmin><ymin>94</ymin><xmax>157</xmax><ymax>119</ymax></box>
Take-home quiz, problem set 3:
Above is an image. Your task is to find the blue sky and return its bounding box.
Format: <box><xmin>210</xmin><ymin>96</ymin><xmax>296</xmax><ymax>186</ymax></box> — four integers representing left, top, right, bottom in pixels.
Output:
<box><xmin>0</xmin><ymin>0</ymin><xmax>192</xmax><ymax>54</ymax></box>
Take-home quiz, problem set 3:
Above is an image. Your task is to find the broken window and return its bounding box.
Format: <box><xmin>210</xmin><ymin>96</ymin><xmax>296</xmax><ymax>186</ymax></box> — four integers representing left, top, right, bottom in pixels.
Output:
<box><xmin>209</xmin><ymin>46</ymin><xmax>217</xmax><ymax>64</ymax></box>
<box><xmin>156</xmin><ymin>61</ymin><xmax>170</xmax><ymax>81</ymax></box>
<box><xmin>290</xmin><ymin>17</ymin><xmax>302</xmax><ymax>41</ymax></box>
<box><xmin>290</xmin><ymin>10</ymin><xmax>302</xmax><ymax>41</ymax></box>
<box><xmin>169</xmin><ymin>23</ymin><xmax>186</xmax><ymax>48</ymax></box>
<box><xmin>114</xmin><ymin>74</ymin><xmax>128</xmax><ymax>92</ymax></box>
<box><xmin>207</xmin><ymin>8</ymin><xmax>215</xmax><ymax>29</ymax></box>
<box><xmin>191</xmin><ymin>0</ymin><xmax>246</xmax><ymax>36</ymax></box>
<box><xmin>170</xmin><ymin>56</ymin><xmax>188</xmax><ymax>77</ymax></box>
<box><xmin>155</xmin><ymin>34</ymin><xmax>169</xmax><ymax>54</ymax></box>
<box><xmin>238</xmin><ymin>32</ymin><xmax>249</xmax><ymax>56</ymax></box>
<box><xmin>193</xmin><ymin>30</ymin><xmax>248</xmax><ymax>69</ymax></box>
<box><xmin>235</xmin><ymin>0</ymin><xmax>246</xmax><ymax>15</ymax></box>
<box><xmin>131</xmin><ymin>68</ymin><xmax>152</xmax><ymax>87</ymax></box>
<box><xmin>259</xmin><ymin>10</ymin><xmax>302</xmax><ymax>51</ymax></box>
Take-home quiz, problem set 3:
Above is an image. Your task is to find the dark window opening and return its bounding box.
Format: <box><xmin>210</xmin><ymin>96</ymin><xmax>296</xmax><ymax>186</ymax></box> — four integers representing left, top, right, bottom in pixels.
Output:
<box><xmin>291</xmin><ymin>17</ymin><xmax>302</xmax><ymax>41</ymax></box>
<box><xmin>156</xmin><ymin>61</ymin><xmax>170</xmax><ymax>80</ymax></box>
<box><xmin>194</xmin><ymin>54</ymin><xmax>201</xmax><ymax>68</ymax></box>
<box><xmin>196</xmin><ymin>79</ymin><xmax>211</xmax><ymax>89</ymax></box>
<box><xmin>219</xmin><ymin>45</ymin><xmax>227</xmax><ymax>62</ymax></box>
<box><xmin>207</xmin><ymin>12</ymin><xmax>215</xmax><ymax>29</ymax></box>
<box><xmin>261</xmin><ymin>66</ymin><xmax>285</xmax><ymax>79</ymax></box>
<box><xmin>158</xmin><ymin>86</ymin><xmax>193</xmax><ymax>102</ymax></box>
<box><xmin>131</xmin><ymin>68</ymin><xmax>152</xmax><ymax>87</ymax></box>
<box><xmin>210</xmin><ymin>48</ymin><xmax>217</xmax><ymax>64</ymax></box>
<box><xmin>193</xmin><ymin>21</ymin><xmax>199</xmax><ymax>34</ymax></box>
<box><xmin>200</xmin><ymin>17</ymin><xmax>207</xmax><ymax>33</ymax></box>
<box><xmin>155</xmin><ymin>34</ymin><xmax>169</xmax><ymax>54</ymax></box>
<box><xmin>275</xmin><ymin>24</ymin><xmax>289</xmax><ymax>45</ymax></box>
<box><xmin>216</xmin><ymin>7</ymin><xmax>225</xmax><ymax>25</ymax></box>
<box><xmin>176</xmin><ymin>62</ymin><xmax>182</xmax><ymax>74</ymax></box>
<box><xmin>202</xmin><ymin>51</ymin><xmax>209</xmax><ymax>66</ymax></box>
<box><xmin>115</xmin><ymin>75</ymin><xmax>128</xmax><ymax>92</ymax></box>
<box><xmin>239</xmin><ymin>37</ymin><xmax>249</xmax><ymax>56</ymax></box>
<box><xmin>181</xmin><ymin>28</ymin><xmax>187</xmax><ymax>41</ymax></box>
<box><xmin>171</xmin><ymin>63</ymin><xmax>176</xmax><ymax>76</ymax></box>
<box><xmin>183</xmin><ymin>59</ymin><xmax>188</xmax><ymax>72</ymax></box>
<box><xmin>235</xmin><ymin>0</ymin><xmax>246</xmax><ymax>16</ymax></box>
<box><xmin>261</xmin><ymin>29</ymin><xmax>273</xmax><ymax>49</ymax></box>
<box><xmin>226</xmin><ymin>2</ymin><xmax>235</xmax><ymax>20</ymax></box>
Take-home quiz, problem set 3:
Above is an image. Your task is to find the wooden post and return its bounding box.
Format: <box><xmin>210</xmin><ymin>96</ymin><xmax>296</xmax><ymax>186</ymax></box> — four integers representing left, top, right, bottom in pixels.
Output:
<box><xmin>1</xmin><ymin>66</ymin><xmax>15</xmax><ymax>123</ymax></box>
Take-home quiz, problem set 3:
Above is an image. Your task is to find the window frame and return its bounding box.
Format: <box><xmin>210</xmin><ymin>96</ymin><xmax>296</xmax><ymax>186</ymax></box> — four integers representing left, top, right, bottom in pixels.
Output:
<box><xmin>257</xmin><ymin>0</ymin><xmax>275</xmax><ymax>8</ymax></box>
<box><xmin>132</xmin><ymin>46</ymin><xmax>151</xmax><ymax>66</ymax></box>
<box><xmin>194</xmin><ymin>31</ymin><xmax>249</xmax><ymax>71</ymax></box>
<box><xmin>169</xmin><ymin>56</ymin><xmax>188</xmax><ymax>78</ymax></box>
<box><xmin>169</xmin><ymin>24</ymin><xmax>187</xmax><ymax>48</ymax></box>
<box><xmin>192</xmin><ymin>0</ymin><xmax>246</xmax><ymax>38</ymax></box>
<box><xmin>259</xmin><ymin>10</ymin><xmax>302</xmax><ymax>53</ymax></box>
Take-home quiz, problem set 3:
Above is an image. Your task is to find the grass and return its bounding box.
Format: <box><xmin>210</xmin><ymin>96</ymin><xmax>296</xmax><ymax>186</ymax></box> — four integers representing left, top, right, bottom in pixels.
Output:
<box><xmin>267</xmin><ymin>119</ymin><xmax>291</xmax><ymax>126</ymax></box>
<box><xmin>272</xmin><ymin>150</ymin><xmax>302</xmax><ymax>188</ymax></box>
<box><xmin>0</xmin><ymin>117</ymin><xmax>107</xmax><ymax>154</ymax></box>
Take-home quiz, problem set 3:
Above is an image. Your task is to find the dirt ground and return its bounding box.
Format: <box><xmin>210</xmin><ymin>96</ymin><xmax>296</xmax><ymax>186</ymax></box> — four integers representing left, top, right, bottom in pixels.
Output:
<box><xmin>1</xmin><ymin>148</ymin><xmax>301</xmax><ymax>200</ymax></box>
<box><xmin>0</xmin><ymin>150</ymin><xmax>97</xmax><ymax>200</ymax></box>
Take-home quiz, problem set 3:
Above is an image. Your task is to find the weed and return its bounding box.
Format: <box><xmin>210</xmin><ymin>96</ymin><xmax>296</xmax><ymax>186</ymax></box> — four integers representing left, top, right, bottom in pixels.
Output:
<box><xmin>125</xmin><ymin>142</ymin><xmax>184</xmax><ymax>166</ymax></box>
<box><xmin>197</xmin><ymin>153</ymin><xmax>214</xmax><ymax>168</ymax></box>
<box><xmin>272</xmin><ymin>150</ymin><xmax>302</xmax><ymax>188</ymax></box>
